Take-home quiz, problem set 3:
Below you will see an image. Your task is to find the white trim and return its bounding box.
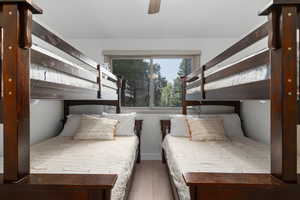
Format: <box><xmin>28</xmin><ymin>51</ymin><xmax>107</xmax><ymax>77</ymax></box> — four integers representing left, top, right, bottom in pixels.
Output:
<box><xmin>103</xmin><ymin>50</ymin><xmax>201</xmax><ymax>57</ymax></box>
<box><xmin>141</xmin><ymin>153</ymin><xmax>161</xmax><ymax>160</ymax></box>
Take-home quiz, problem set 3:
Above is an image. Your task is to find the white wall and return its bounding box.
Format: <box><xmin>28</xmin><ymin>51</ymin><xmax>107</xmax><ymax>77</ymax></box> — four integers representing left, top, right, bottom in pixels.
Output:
<box><xmin>0</xmin><ymin>101</ymin><xmax>63</xmax><ymax>156</ymax></box>
<box><xmin>69</xmin><ymin>38</ymin><xmax>237</xmax><ymax>64</ymax></box>
<box><xmin>137</xmin><ymin>114</ymin><xmax>172</xmax><ymax>160</ymax></box>
<box><xmin>120</xmin><ymin>108</ymin><xmax>198</xmax><ymax>160</ymax></box>
<box><xmin>30</xmin><ymin>101</ymin><xmax>64</xmax><ymax>144</ymax></box>
<box><xmin>241</xmin><ymin>101</ymin><xmax>270</xmax><ymax>144</ymax></box>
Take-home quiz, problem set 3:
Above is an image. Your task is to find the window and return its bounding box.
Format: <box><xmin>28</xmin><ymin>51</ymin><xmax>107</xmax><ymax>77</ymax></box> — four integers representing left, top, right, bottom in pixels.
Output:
<box><xmin>112</xmin><ymin>57</ymin><xmax>192</xmax><ymax>107</ymax></box>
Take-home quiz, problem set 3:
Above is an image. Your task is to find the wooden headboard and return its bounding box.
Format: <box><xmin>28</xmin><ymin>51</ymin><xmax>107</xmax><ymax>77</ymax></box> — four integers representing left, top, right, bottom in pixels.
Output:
<box><xmin>63</xmin><ymin>99</ymin><xmax>121</xmax><ymax>122</ymax></box>
<box><xmin>63</xmin><ymin>100</ymin><xmax>143</xmax><ymax>163</ymax></box>
<box><xmin>181</xmin><ymin>76</ymin><xmax>241</xmax><ymax>115</ymax></box>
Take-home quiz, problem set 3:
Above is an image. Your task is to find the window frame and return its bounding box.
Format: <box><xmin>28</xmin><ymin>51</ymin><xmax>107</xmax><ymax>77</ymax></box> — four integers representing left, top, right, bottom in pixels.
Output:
<box><xmin>106</xmin><ymin>52</ymin><xmax>201</xmax><ymax>108</ymax></box>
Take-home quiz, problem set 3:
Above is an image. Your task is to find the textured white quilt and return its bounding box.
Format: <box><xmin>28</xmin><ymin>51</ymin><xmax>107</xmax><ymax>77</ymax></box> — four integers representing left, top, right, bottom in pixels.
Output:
<box><xmin>0</xmin><ymin>136</ymin><xmax>138</xmax><ymax>200</ymax></box>
<box><xmin>162</xmin><ymin>135</ymin><xmax>300</xmax><ymax>200</ymax></box>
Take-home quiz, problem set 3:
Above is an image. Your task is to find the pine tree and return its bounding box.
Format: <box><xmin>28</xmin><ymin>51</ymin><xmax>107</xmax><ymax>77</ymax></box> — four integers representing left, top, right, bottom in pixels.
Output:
<box><xmin>178</xmin><ymin>59</ymin><xmax>192</xmax><ymax>77</ymax></box>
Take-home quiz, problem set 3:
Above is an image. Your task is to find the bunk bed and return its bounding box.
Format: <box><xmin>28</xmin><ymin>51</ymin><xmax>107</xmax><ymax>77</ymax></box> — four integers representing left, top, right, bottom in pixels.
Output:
<box><xmin>0</xmin><ymin>1</ymin><xmax>142</xmax><ymax>200</ymax></box>
<box><xmin>161</xmin><ymin>0</ymin><xmax>300</xmax><ymax>199</ymax></box>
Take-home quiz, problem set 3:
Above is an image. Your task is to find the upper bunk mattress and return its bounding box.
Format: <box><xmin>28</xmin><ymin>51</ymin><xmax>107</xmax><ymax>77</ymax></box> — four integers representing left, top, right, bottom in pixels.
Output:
<box><xmin>187</xmin><ymin>47</ymin><xmax>299</xmax><ymax>93</ymax></box>
<box><xmin>162</xmin><ymin>135</ymin><xmax>300</xmax><ymax>200</ymax></box>
<box><xmin>31</xmin><ymin>45</ymin><xmax>99</xmax><ymax>90</ymax></box>
<box><xmin>0</xmin><ymin>136</ymin><xmax>139</xmax><ymax>200</ymax></box>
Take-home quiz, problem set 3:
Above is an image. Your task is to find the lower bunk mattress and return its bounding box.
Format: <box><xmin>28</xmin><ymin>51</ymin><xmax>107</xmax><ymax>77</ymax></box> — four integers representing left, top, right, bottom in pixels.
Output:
<box><xmin>162</xmin><ymin>135</ymin><xmax>300</xmax><ymax>200</ymax></box>
<box><xmin>0</xmin><ymin>136</ymin><xmax>139</xmax><ymax>200</ymax></box>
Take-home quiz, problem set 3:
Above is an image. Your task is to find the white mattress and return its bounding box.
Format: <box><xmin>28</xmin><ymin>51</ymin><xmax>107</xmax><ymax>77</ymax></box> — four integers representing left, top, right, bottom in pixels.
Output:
<box><xmin>0</xmin><ymin>136</ymin><xmax>139</xmax><ymax>200</ymax></box>
<box><xmin>30</xmin><ymin>45</ymin><xmax>118</xmax><ymax>100</ymax></box>
<box><xmin>162</xmin><ymin>135</ymin><xmax>300</xmax><ymax>200</ymax></box>
<box><xmin>187</xmin><ymin>46</ymin><xmax>300</xmax><ymax>92</ymax></box>
<box><xmin>186</xmin><ymin>64</ymin><xmax>270</xmax><ymax>94</ymax></box>
<box><xmin>31</xmin><ymin>45</ymin><xmax>99</xmax><ymax>90</ymax></box>
<box><xmin>205</xmin><ymin>65</ymin><xmax>269</xmax><ymax>91</ymax></box>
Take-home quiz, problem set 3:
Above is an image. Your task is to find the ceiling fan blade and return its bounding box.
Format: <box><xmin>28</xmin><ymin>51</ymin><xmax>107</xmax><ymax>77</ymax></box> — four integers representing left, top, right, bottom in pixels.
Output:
<box><xmin>148</xmin><ymin>0</ymin><xmax>161</xmax><ymax>14</ymax></box>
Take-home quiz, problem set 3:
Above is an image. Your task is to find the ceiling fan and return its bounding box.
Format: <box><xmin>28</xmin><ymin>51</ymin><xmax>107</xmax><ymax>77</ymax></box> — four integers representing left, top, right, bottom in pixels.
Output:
<box><xmin>148</xmin><ymin>0</ymin><xmax>161</xmax><ymax>14</ymax></box>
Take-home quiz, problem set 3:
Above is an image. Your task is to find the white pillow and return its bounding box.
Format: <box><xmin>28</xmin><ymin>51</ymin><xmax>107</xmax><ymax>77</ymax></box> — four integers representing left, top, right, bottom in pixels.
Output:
<box><xmin>199</xmin><ymin>114</ymin><xmax>244</xmax><ymax>137</ymax></box>
<box><xmin>103</xmin><ymin>112</ymin><xmax>136</xmax><ymax>136</ymax></box>
<box><xmin>169</xmin><ymin>115</ymin><xmax>199</xmax><ymax>137</ymax></box>
<box><xmin>60</xmin><ymin>114</ymin><xmax>102</xmax><ymax>137</ymax></box>
<box><xmin>73</xmin><ymin>115</ymin><xmax>118</xmax><ymax>140</ymax></box>
<box><xmin>60</xmin><ymin>115</ymin><xmax>81</xmax><ymax>137</ymax></box>
<box><xmin>187</xmin><ymin>118</ymin><xmax>228</xmax><ymax>141</ymax></box>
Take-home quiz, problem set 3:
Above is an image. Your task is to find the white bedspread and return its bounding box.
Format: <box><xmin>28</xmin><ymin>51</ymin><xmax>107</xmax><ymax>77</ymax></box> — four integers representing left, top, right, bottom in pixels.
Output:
<box><xmin>162</xmin><ymin>135</ymin><xmax>300</xmax><ymax>200</ymax></box>
<box><xmin>0</xmin><ymin>136</ymin><xmax>138</xmax><ymax>200</ymax></box>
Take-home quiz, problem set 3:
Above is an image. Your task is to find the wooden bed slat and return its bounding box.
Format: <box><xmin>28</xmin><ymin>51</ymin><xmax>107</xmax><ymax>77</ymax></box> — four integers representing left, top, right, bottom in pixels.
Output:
<box><xmin>32</xmin><ymin>21</ymin><xmax>98</xmax><ymax>71</ymax></box>
<box><xmin>183</xmin><ymin>173</ymin><xmax>284</xmax><ymax>187</ymax></box>
<box><xmin>184</xmin><ymin>101</ymin><xmax>240</xmax><ymax>107</ymax></box>
<box><xmin>205</xmin><ymin>50</ymin><xmax>269</xmax><ymax>84</ymax></box>
<box><xmin>205</xmin><ymin>80</ymin><xmax>269</xmax><ymax>100</ymax></box>
<box><xmin>186</xmin><ymin>68</ymin><xmax>201</xmax><ymax>82</ymax></box>
<box><xmin>101</xmin><ymin>79</ymin><xmax>118</xmax><ymax>90</ymax></box>
<box><xmin>204</xmin><ymin>22</ymin><xmax>269</xmax><ymax>71</ymax></box>
<box><xmin>186</xmin><ymin>79</ymin><xmax>202</xmax><ymax>90</ymax></box>
<box><xmin>0</xmin><ymin>174</ymin><xmax>117</xmax><ymax>189</ymax></box>
<box><xmin>184</xmin><ymin>174</ymin><xmax>300</xmax><ymax>200</ymax></box>
<box><xmin>0</xmin><ymin>174</ymin><xmax>116</xmax><ymax>200</ymax></box>
<box><xmin>186</xmin><ymin>91</ymin><xmax>203</xmax><ymax>101</ymax></box>
<box><xmin>102</xmin><ymin>70</ymin><xmax>118</xmax><ymax>82</ymax></box>
<box><xmin>31</xmin><ymin>49</ymin><xmax>98</xmax><ymax>83</ymax></box>
<box><xmin>65</xmin><ymin>100</ymin><xmax>119</xmax><ymax>106</ymax></box>
<box><xmin>31</xmin><ymin>79</ymin><xmax>98</xmax><ymax>100</ymax></box>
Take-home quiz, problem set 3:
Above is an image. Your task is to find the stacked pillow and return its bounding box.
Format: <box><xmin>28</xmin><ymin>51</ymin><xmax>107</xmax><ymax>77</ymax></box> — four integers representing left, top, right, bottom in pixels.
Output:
<box><xmin>169</xmin><ymin>115</ymin><xmax>199</xmax><ymax>137</ymax></box>
<box><xmin>103</xmin><ymin>112</ymin><xmax>136</xmax><ymax>136</ymax></box>
<box><xmin>60</xmin><ymin>113</ymin><xmax>136</xmax><ymax>140</ymax></box>
<box><xmin>199</xmin><ymin>114</ymin><xmax>244</xmax><ymax>138</ymax></box>
<box><xmin>74</xmin><ymin>115</ymin><xmax>119</xmax><ymax>140</ymax></box>
<box><xmin>60</xmin><ymin>114</ymin><xmax>85</xmax><ymax>137</ymax></box>
<box><xmin>187</xmin><ymin>118</ymin><xmax>227</xmax><ymax>141</ymax></box>
<box><xmin>169</xmin><ymin>114</ymin><xmax>244</xmax><ymax>141</ymax></box>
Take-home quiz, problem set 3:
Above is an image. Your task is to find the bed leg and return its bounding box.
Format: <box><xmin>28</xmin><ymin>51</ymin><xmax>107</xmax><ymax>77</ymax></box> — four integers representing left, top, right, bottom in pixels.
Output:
<box><xmin>137</xmin><ymin>149</ymin><xmax>141</xmax><ymax>163</ymax></box>
<box><xmin>162</xmin><ymin>149</ymin><xmax>166</xmax><ymax>164</ymax></box>
<box><xmin>189</xmin><ymin>186</ymin><xmax>197</xmax><ymax>200</ymax></box>
<box><xmin>88</xmin><ymin>189</ymin><xmax>112</xmax><ymax>200</ymax></box>
<box><xmin>104</xmin><ymin>189</ymin><xmax>112</xmax><ymax>200</ymax></box>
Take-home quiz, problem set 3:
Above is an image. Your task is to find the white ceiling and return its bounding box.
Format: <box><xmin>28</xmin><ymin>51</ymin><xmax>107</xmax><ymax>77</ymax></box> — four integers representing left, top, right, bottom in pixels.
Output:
<box><xmin>33</xmin><ymin>0</ymin><xmax>269</xmax><ymax>39</ymax></box>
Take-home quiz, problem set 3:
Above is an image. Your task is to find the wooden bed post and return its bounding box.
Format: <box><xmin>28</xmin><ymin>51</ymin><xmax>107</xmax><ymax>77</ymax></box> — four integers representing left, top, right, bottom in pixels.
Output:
<box><xmin>97</xmin><ymin>64</ymin><xmax>102</xmax><ymax>99</ymax></box>
<box><xmin>200</xmin><ymin>65</ymin><xmax>205</xmax><ymax>100</ymax></box>
<box><xmin>116</xmin><ymin>76</ymin><xmax>122</xmax><ymax>114</ymax></box>
<box><xmin>0</xmin><ymin>1</ymin><xmax>42</xmax><ymax>182</ymax></box>
<box><xmin>121</xmin><ymin>79</ymin><xmax>126</xmax><ymax>106</ymax></box>
<box><xmin>181</xmin><ymin>76</ymin><xmax>187</xmax><ymax>115</ymax></box>
<box><xmin>260</xmin><ymin>1</ymin><xmax>299</xmax><ymax>183</ymax></box>
<box><xmin>63</xmin><ymin>101</ymin><xmax>70</xmax><ymax>122</ymax></box>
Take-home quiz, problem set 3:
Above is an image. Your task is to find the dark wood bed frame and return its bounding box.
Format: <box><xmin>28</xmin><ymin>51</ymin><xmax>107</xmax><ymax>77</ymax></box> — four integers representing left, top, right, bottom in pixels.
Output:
<box><xmin>0</xmin><ymin>1</ymin><xmax>142</xmax><ymax>199</ymax></box>
<box><xmin>1</xmin><ymin>0</ymin><xmax>300</xmax><ymax>199</ymax></box>
<box><xmin>161</xmin><ymin>102</ymin><xmax>241</xmax><ymax>200</ymax></box>
<box><xmin>161</xmin><ymin>0</ymin><xmax>300</xmax><ymax>199</ymax></box>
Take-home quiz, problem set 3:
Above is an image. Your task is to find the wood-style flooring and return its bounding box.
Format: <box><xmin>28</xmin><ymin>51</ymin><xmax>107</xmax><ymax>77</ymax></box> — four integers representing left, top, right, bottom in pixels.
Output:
<box><xmin>128</xmin><ymin>160</ymin><xmax>173</xmax><ymax>200</ymax></box>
